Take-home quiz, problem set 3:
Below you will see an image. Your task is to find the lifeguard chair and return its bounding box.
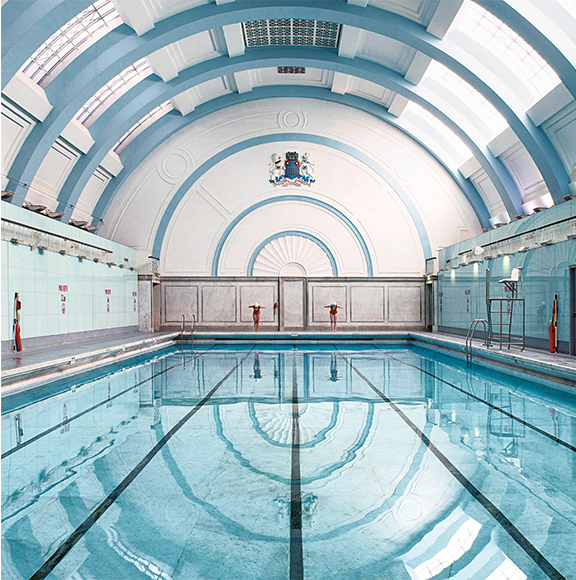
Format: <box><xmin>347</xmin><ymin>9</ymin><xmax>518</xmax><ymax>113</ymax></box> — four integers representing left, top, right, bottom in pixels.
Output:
<box><xmin>487</xmin><ymin>267</ymin><xmax>525</xmax><ymax>351</ymax></box>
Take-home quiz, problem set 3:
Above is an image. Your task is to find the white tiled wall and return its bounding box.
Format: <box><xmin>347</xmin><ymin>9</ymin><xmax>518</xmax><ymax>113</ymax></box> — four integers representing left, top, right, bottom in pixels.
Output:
<box><xmin>2</xmin><ymin>241</ymin><xmax>138</xmax><ymax>343</ymax></box>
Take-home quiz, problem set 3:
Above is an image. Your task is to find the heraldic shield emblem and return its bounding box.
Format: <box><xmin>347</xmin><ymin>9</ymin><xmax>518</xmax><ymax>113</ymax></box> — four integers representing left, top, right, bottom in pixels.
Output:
<box><xmin>269</xmin><ymin>151</ymin><xmax>315</xmax><ymax>186</ymax></box>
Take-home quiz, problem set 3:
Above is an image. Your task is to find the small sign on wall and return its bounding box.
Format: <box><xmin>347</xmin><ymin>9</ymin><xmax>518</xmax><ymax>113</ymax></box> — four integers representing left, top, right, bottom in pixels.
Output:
<box><xmin>465</xmin><ymin>289</ymin><xmax>471</xmax><ymax>314</ymax></box>
<box><xmin>105</xmin><ymin>289</ymin><xmax>111</xmax><ymax>313</ymax></box>
<box><xmin>59</xmin><ymin>284</ymin><xmax>68</xmax><ymax>314</ymax></box>
<box><xmin>132</xmin><ymin>291</ymin><xmax>137</xmax><ymax>312</ymax></box>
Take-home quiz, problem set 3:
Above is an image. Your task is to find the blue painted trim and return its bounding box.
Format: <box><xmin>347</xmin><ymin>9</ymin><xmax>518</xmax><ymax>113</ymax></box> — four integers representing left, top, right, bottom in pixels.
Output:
<box><xmin>5</xmin><ymin>2</ymin><xmax>567</xmax><ymax>218</ymax></box>
<box><xmin>246</xmin><ymin>230</ymin><xmax>338</xmax><ymax>277</ymax></box>
<box><xmin>1</xmin><ymin>0</ymin><xmax>93</xmax><ymax>90</ymax></box>
<box><xmin>56</xmin><ymin>49</ymin><xmax>519</xmax><ymax>222</ymax></box>
<box><xmin>211</xmin><ymin>194</ymin><xmax>372</xmax><ymax>276</ymax></box>
<box><xmin>147</xmin><ymin>132</ymin><xmax>435</xmax><ymax>271</ymax></box>
<box><xmin>93</xmin><ymin>87</ymin><xmax>490</xmax><ymax>228</ymax></box>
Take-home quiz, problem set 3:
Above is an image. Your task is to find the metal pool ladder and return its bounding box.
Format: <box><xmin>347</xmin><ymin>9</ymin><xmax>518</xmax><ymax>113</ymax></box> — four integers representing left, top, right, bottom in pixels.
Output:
<box><xmin>466</xmin><ymin>319</ymin><xmax>491</xmax><ymax>366</ymax></box>
<box><xmin>191</xmin><ymin>314</ymin><xmax>196</xmax><ymax>353</ymax></box>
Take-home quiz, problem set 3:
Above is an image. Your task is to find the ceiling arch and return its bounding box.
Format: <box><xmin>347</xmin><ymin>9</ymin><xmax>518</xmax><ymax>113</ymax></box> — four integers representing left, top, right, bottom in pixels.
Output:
<box><xmin>55</xmin><ymin>51</ymin><xmax>520</xmax><ymax>221</ymax></box>
<box><xmin>149</xmin><ymin>131</ymin><xmax>437</xmax><ymax>267</ymax></box>
<box><xmin>3</xmin><ymin>0</ymin><xmax>571</xmax><ymax>215</ymax></box>
<box><xmin>91</xmin><ymin>87</ymin><xmax>490</xmax><ymax>228</ymax></box>
<box><xmin>2</xmin><ymin>0</ymin><xmax>575</xmax><ymax>276</ymax></box>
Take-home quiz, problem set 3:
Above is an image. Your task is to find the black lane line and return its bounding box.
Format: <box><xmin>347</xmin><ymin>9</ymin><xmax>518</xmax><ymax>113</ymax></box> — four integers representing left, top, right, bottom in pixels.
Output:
<box><xmin>372</xmin><ymin>345</ymin><xmax>576</xmax><ymax>454</ymax></box>
<box><xmin>336</xmin><ymin>348</ymin><xmax>565</xmax><ymax>580</ymax></box>
<box><xmin>28</xmin><ymin>348</ymin><xmax>254</xmax><ymax>580</ymax></box>
<box><xmin>2</xmin><ymin>347</ymin><xmax>216</xmax><ymax>460</ymax></box>
<box><xmin>290</xmin><ymin>351</ymin><xmax>304</xmax><ymax>580</ymax></box>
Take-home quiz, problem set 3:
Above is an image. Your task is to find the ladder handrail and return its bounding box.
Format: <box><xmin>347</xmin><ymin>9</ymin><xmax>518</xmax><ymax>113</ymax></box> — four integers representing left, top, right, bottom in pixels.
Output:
<box><xmin>180</xmin><ymin>314</ymin><xmax>185</xmax><ymax>341</ymax></box>
<box><xmin>466</xmin><ymin>318</ymin><xmax>490</xmax><ymax>366</ymax></box>
<box><xmin>191</xmin><ymin>314</ymin><xmax>196</xmax><ymax>353</ymax></box>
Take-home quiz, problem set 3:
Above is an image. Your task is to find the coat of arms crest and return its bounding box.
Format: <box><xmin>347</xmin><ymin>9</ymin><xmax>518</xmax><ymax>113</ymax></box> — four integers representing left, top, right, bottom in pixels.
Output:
<box><xmin>269</xmin><ymin>152</ymin><xmax>315</xmax><ymax>186</ymax></box>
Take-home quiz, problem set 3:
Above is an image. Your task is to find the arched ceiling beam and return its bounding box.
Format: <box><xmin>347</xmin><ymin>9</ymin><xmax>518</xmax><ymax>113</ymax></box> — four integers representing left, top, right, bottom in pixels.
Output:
<box><xmin>3</xmin><ymin>1</ymin><xmax>567</xmax><ymax>210</ymax></box>
<box><xmin>92</xmin><ymin>87</ymin><xmax>490</xmax><ymax>228</ymax></box>
<box><xmin>148</xmin><ymin>132</ymin><xmax>434</xmax><ymax>264</ymax></box>
<box><xmin>52</xmin><ymin>50</ymin><xmax>518</xmax><ymax>221</ymax></box>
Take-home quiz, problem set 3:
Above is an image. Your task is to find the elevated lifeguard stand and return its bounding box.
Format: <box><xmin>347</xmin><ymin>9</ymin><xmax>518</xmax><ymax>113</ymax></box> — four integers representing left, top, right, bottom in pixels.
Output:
<box><xmin>487</xmin><ymin>267</ymin><xmax>525</xmax><ymax>351</ymax></box>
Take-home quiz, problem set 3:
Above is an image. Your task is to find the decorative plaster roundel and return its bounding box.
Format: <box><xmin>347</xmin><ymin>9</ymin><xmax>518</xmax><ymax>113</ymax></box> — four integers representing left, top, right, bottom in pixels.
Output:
<box><xmin>162</xmin><ymin>151</ymin><xmax>191</xmax><ymax>180</ymax></box>
<box><xmin>278</xmin><ymin>110</ymin><xmax>306</xmax><ymax>130</ymax></box>
<box><xmin>394</xmin><ymin>155</ymin><xmax>422</xmax><ymax>183</ymax></box>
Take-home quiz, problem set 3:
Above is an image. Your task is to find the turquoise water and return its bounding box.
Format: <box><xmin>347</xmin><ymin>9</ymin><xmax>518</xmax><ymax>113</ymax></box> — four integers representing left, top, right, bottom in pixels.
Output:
<box><xmin>2</xmin><ymin>344</ymin><xmax>576</xmax><ymax>580</ymax></box>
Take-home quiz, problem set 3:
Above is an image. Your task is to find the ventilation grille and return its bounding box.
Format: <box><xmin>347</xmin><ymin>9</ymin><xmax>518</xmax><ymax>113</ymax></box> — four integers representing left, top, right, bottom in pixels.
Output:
<box><xmin>243</xmin><ymin>19</ymin><xmax>340</xmax><ymax>48</ymax></box>
<box><xmin>278</xmin><ymin>66</ymin><xmax>306</xmax><ymax>74</ymax></box>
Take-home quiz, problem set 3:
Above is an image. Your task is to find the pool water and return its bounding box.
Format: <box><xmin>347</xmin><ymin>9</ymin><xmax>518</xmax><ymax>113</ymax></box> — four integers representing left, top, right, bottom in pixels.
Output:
<box><xmin>2</xmin><ymin>344</ymin><xmax>575</xmax><ymax>580</ymax></box>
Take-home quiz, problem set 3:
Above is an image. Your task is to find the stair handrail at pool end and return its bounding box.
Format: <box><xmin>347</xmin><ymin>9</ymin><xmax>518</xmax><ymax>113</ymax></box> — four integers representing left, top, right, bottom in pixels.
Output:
<box><xmin>466</xmin><ymin>319</ymin><xmax>491</xmax><ymax>366</ymax></box>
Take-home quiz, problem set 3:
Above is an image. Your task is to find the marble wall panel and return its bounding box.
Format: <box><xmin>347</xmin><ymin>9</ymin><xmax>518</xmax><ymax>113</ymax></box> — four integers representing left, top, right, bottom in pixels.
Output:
<box><xmin>282</xmin><ymin>279</ymin><xmax>305</xmax><ymax>329</ymax></box>
<box><xmin>311</xmin><ymin>286</ymin><xmax>347</xmax><ymax>323</ymax></box>
<box><xmin>350</xmin><ymin>286</ymin><xmax>385</xmax><ymax>322</ymax></box>
<box><xmin>202</xmin><ymin>286</ymin><xmax>237</xmax><ymax>322</ymax></box>
<box><xmin>388</xmin><ymin>286</ymin><xmax>422</xmax><ymax>322</ymax></box>
<box><xmin>240</xmin><ymin>286</ymin><xmax>276</xmax><ymax>322</ymax></box>
<box><xmin>164</xmin><ymin>284</ymin><xmax>198</xmax><ymax>323</ymax></box>
<box><xmin>138</xmin><ymin>279</ymin><xmax>152</xmax><ymax>332</ymax></box>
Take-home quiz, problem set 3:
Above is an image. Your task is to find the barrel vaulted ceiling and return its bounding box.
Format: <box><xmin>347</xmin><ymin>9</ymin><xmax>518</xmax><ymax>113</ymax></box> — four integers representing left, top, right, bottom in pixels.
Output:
<box><xmin>2</xmin><ymin>0</ymin><xmax>575</xmax><ymax>275</ymax></box>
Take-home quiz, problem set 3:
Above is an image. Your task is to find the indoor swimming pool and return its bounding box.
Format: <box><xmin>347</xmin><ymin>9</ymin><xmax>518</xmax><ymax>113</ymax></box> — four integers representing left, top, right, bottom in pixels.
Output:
<box><xmin>2</xmin><ymin>344</ymin><xmax>575</xmax><ymax>580</ymax></box>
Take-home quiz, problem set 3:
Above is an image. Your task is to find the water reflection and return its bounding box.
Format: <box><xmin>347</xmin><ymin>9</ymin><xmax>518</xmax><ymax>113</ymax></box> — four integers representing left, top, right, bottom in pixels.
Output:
<box><xmin>1</xmin><ymin>347</ymin><xmax>575</xmax><ymax>580</ymax></box>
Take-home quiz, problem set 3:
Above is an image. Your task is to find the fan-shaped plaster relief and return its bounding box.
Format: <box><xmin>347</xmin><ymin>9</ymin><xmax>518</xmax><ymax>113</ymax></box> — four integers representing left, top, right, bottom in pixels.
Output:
<box><xmin>253</xmin><ymin>235</ymin><xmax>334</xmax><ymax>277</ymax></box>
<box><xmin>217</xmin><ymin>202</ymin><xmax>365</xmax><ymax>276</ymax></box>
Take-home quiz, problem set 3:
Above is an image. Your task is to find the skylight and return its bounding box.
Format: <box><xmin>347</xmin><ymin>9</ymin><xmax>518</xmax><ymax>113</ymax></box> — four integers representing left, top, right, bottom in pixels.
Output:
<box><xmin>485</xmin><ymin>556</ymin><xmax>527</xmax><ymax>580</ymax></box>
<box><xmin>424</xmin><ymin>60</ymin><xmax>509</xmax><ymax>138</ymax></box>
<box><xmin>455</xmin><ymin>1</ymin><xmax>561</xmax><ymax>100</ymax></box>
<box><xmin>21</xmin><ymin>0</ymin><xmax>120</xmax><ymax>87</ymax></box>
<box><xmin>76</xmin><ymin>59</ymin><xmax>152</xmax><ymax>126</ymax></box>
<box><xmin>412</xmin><ymin>518</ymin><xmax>482</xmax><ymax>580</ymax></box>
<box><xmin>113</xmin><ymin>101</ymin><xmax>173</xmax><ymax>154</ymax></box>
<box><xmin>556</xmin><ymin>0</ymin><xmax>576</xmax><ymax>15</ymax></box>
<box><xmin>403</xmin><ymin>101</ymin><xmax>473</xmax><ymax>162</ymax></box>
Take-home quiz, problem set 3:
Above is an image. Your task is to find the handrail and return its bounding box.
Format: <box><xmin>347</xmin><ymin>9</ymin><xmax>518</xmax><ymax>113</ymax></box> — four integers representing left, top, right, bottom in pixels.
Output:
<box><xmin>466</xmin><ymin>319</ymin><xmax>490</xmax><ymax>366</ymax></box>
<box><xmin>180</xmin><ymin>314</ymin><xmax>185</xmax><ymax>342</ymax></box>
<box><xmin>191</xmin><ymin>314</ymin><xmax>196</xmax><ymax>353</ymax></box>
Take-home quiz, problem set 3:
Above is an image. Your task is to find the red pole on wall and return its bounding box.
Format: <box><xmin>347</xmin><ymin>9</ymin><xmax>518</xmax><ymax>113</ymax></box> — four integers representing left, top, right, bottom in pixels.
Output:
<box><xmin>548</xmin><ymin>294</ymin><xmax>558</xmax><ymax>353</ymax></box>
<box><xmin>13</xmin><ymin>292</ymin><xmax>22</xmax><ymax>351</ymax></box>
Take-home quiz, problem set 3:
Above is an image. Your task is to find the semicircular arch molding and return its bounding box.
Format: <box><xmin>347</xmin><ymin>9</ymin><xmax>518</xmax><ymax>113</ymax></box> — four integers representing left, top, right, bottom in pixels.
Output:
<box><xmin>92</xmin><ymin>89</ymin><xmax>490</xmax><ymax>231</ymax></box>
<box><xmin>152</xmin><ymin>133</ymin><xmax>434</xmax><ymax>271</ymax></box>
<box><xmin>248</xmin><ymin>231</ymin><xmax>338</xmax><ymax>278</ymax></box>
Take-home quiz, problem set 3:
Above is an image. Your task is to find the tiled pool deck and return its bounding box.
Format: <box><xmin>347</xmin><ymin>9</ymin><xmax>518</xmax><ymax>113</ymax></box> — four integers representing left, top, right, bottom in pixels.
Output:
<box><xmin>2</xmin><ymin>331</ymin><xmax>576</xmax><ymax>393</ymax></box>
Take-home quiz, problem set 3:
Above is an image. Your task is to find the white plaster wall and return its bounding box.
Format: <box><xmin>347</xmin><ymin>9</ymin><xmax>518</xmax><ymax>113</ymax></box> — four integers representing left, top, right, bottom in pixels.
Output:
<box><xmin>1</xmin><ymin>99</ymin><xmax>35</xmax><ymax>190</ymax></box>
<box><xmin>102</xmin><ymin>98</ymin><xmax>482</xmax><ymax>276</ymax></box>
<box><xmin>27</xmin><ymin>139</ymin><xmax>81</xmax><ymax>210</ymax></box>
